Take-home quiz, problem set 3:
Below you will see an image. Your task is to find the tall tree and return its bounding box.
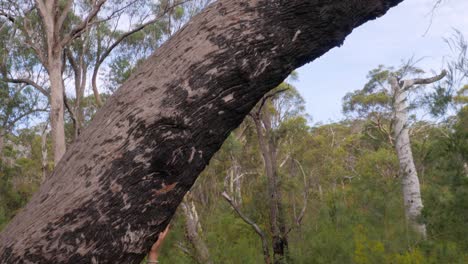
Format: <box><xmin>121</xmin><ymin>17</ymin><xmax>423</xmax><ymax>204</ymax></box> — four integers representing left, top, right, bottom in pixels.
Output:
<box><xmin>0</xmin><ymin>0</ymin><xmax>183</xmax><ymax>162</ymax></box>
<box><xmin>248</xmin><ymin>84</ymin><xmax>305</xmax><ymax>263</ymax></box>
<box><xmin>0</xmin><ymin>0</ymin><xmax>404</xmax><ymax>262</ymax></box>
<box><xmin>0</xmin><ymin>0</ymin><xmax>107</xmax><ymax>163</ymax></box>
<box><xmin>343</xmin><ymin>64</ymin><xmax>446</xmax><ymax>237</ymax></box>
<box><xmin>389</xmin><ymin>70</ymin><xmax>446</xmax><ymax>238</ymax></box>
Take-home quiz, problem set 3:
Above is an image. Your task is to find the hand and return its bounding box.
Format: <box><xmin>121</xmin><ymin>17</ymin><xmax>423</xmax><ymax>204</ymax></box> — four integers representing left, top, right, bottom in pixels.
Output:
<box><xmin>148</xmin><ymin>225</ymin><xmax>171</xmax><ymax>262</ymax></box>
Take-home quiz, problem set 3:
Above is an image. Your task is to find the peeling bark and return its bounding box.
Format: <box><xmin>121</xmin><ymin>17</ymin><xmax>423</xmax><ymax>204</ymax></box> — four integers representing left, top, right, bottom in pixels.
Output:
<box><xmin>0</xmin><ymin>0</ymin><xmax>404</xmax><ymax>262</ymax></box>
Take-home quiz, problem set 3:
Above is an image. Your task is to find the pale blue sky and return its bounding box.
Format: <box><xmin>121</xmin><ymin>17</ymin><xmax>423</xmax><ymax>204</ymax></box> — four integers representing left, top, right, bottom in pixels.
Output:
<box><xmin>295</xmin><ymin>0</ymin><xmax>468</xmax><ymax>124</ymax></box>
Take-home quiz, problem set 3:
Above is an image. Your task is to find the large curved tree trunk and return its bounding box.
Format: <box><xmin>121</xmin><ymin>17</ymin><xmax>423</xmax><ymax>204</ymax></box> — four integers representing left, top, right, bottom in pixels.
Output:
<box><xmin>0</xmin><ymin>0</ymin><xmax>403</xmax><ymax>262</ymax></box>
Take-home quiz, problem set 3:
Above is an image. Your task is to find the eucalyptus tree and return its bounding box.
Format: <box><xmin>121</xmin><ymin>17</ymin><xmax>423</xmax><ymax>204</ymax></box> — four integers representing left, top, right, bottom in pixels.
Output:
<box><xmin>0</xmin><ymin>0</ymin><xmax>111</xmax><ymax>163</ymax></box>
<box><xmin>0</xmin><ymin>21</ymin><xmax>48</xmax><ymax>160</ymax></box>
<box><xmin>0</xmin><ymin>0</ymin><xmax>405</xmax><ymax>262</ymax></box>
<box><xmin>65</xmin><ymin>0</ymin><xmax>189</xmax><ymax>138</ymax></box>
<box><xmin>0</xmin><ymin>0</ymin><xmax>187</xmax><ymax>163</ymax></box>
<box><xmin>343</xmin><ymin>64</ymin><xmax>446</xmax><ymax>238</ymax></box>
<box><xmin>223</xmin><ymin>83</ymin><xmax>308</xmax><ymax>264</ymax></box>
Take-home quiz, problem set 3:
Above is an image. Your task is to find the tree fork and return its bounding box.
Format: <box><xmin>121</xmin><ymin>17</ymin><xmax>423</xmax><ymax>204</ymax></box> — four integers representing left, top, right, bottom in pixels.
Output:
<box><xmin>0</xmin><ymin>0</ymin><xmax>403</xmax><ymax>262</ymax></box>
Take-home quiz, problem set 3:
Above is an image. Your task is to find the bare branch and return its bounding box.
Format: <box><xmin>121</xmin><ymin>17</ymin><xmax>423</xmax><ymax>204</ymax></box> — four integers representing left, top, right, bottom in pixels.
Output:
<box><xmin>256</xmin><ymin>88</ymin><xmax>289</xmax><ymax>116</ymax></box>
<box><xmin>61</xmin><ymin>0</ymin><xmax>107</xmax><ymax>46</ymax></box>
<box><xmin>90</xmin><ymin>0</ymin><xmax>188</xmax><ymax>106</ymax></box>
<box><xmin>5</xmin><ymin>108</ymin><xmax>48</xmax><ymax>131</ymax></box>
<box><xmin>404</xmin><ymin>70</ymin><xmax>447</xmax><ymax>89</ymax></box>
<box><xmin>286</xmin><ymin>158</ymin><xmax>308</xmax><ymax>235</ymax></box>
<box><xmin>5</xmin><ymin>78</ymin><xmax>49</xmax><ymax>97</ymax></box>
<box><xmin>175</xmin><ymin>242</ymin><xmax>198</xmax><ymax>261</ymax></box>
<box><xmin>222</xmin><ymin>191</ymin><xmax>271</xmax><ymax>264</ymax></box>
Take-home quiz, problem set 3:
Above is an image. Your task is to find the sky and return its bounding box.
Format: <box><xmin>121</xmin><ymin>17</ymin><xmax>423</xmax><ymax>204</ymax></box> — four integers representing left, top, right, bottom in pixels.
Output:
<box><xmin>295</xmin><ymin>0</ymin><xmax>468</xmax><ymax>124</ymax></box>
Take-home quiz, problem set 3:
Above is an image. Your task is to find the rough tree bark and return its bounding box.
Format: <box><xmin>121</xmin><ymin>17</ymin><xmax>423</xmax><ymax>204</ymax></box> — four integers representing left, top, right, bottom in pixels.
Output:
<box><xmin>389</xmin><ymin>70</ymin><xmax>446</xmax><ymax>238</ymax></box>
<box><xmin>0</xmin><ymin>0</ymin><xmax>404</xmax><ymax>262</ymax></box>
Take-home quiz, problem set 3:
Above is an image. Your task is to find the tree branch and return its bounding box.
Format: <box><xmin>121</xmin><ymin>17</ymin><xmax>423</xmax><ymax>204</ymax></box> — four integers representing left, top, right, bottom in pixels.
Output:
<box><xmin>56</xmin><ymin>0</ymin><xmax>73</xmax><ymax>31</ymax></box>
<box><xmin>222</xmin><ymin>191</ymin><xmax>271</xmax><ymax>264</ymax></box>
<box><xmin>256</xmin><ymin>88</ymin><xmax>289</xmax><ymax>116</ymax></box>
<box><xmin>5</xmin><ymin>108</ymin><xmax>49</xmax><ymax>131</ymax></box>
<box><xmin>404</xmin><ymin>70</ymin><xmax>447</xmax><ymax>89</ymax></box>
<box><xmin>5</xmin><ymin>78</ymin><xmax>49</xmax><ymax>97</ymax></box>
<box><xmin>285</xmin><ymin>158</ymin><xmax>308</xmax><ymax>235</ymax></box>
<box><xmin>90</xmin><ymin>0</ymin><xmax>188</xmax><ymax>107</ymax></box>
<box><xmin>61</xmin><ymin>0</ymin><xmax>107</xmax><ymax>46</ymax></box>
<box><xmin>222</xmin><ymin>192</ymin><xmax>264</xmax><ymax>237</ymax></box>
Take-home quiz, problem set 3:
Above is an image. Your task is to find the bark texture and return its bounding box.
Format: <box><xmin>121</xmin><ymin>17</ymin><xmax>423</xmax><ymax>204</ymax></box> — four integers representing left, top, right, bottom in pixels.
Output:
<box><xmin>0</xmin><ymin>0</ymin><xmax>403</xmax><ymax>262</ymax></box>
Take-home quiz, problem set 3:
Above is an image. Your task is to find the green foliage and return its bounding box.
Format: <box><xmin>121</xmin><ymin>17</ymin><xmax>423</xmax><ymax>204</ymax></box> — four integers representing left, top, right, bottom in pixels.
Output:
<box><xmin>0</xmin><ymin>129</ymin><xmax>44</xmax><ymax>230</ymax></box>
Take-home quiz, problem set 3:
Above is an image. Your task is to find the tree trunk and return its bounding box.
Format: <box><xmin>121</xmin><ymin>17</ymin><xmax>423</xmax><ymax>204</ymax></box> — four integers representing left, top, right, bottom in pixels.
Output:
<box><xmin>180</xmin><ymin>193</ymin><xmax>213</xmax><ymax>264</ymax></box>
<box><xmin>0</xmin><ymin>0</ymin><xmax>404</xmax><ymax>262</ymax></box>
<box><xmin>253</xmin><ymin>110</ymin><xmax>288</xmax><ymax>264</ymax></box>
<box><xmin>48</xmin><ymin>62</ymin><xmax>67</xmax><ymax>164</ymax></box>
<box><xmin>41</xmin><ymin>124</ymin><xmax>49</xmax><ymax>182</ymax></box>
<box><xmin>390</xmin><ymin>70</ymin><xmax>446</xmax><ymax>238</ymax></box>
<box><xmin>0</xmin><ymin>128</ymin><xmax>4</xmax><ymax>164</ymax></box>
<box><xmin>390</xmin><ymin>79</ymin><xmax>427</xmax><ymax>238</ymax></box>
<box><xmin>92</xmin><ymin>66</ymin><xmax>104</xmax><ymax>107</ymax></box>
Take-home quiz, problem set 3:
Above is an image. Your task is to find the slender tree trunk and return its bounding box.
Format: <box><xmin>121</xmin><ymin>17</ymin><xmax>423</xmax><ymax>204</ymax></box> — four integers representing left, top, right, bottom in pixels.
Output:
<box><xmin>0</xmin><ymin>1</ymin><xmax>404</xmax><ymax>262</ymax></box>
<box><xmin>0</xmin><ymin>128</ymin><xmax>4</xmax><ymax>163</ymax></box>
<box><xmin>41</xmin><ymin>125</ymin><xmax>48</xmax><ymax>182</ymax></box>
<box><xmin>392</xmin><ymin>85</ymin><xmax>426</xmax><ymax>238</ymax></box>
<box><xmin>390</xmin><ymin>70</ymin><xmax>446</xmax><ymax>238</ymax></box>
<box><xmin>253</xmin><ymin>114</ymin><xmax>288</xmax><ymax>264</ymax></box>
<box><xmin>74</xmin><ymin>67</ymin><xmax>86</xmax><ymax>138</ymax></box>
<box><xmin>91</xmin><ymin>67</ymin><xmax>104</xmax><ymax>107</ymax></box>
<box><xmin>35</xmin><ymin>0</ymin><xmax>68</xmax><ymax>164</ymax></box>
<box><xmin>180</xmin><ymin>194</ymin><xmax>213</xmax><ymax>264</ymax></box>
<box><xmin>48</xmin><ymin>61</ymin><xmax>67</xmax><ymax>164</ymax></box>
<box><xmin>66</xmin><ymin>46</ymin><xmax>88</xmax><ymax>139</ymax></box>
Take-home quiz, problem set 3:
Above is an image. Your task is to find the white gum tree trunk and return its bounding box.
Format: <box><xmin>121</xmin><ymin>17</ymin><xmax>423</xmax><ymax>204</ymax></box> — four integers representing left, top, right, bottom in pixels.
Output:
<box><xmin>389</xmin><ymin>70</ymin><xmax>446</xmax><ymax>238</ymax></box>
